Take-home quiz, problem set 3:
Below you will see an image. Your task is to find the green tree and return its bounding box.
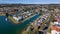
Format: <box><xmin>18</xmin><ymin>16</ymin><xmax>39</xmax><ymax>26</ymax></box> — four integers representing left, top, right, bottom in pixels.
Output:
<box><xmin>6</xmin><ymin>13</ymin><xmax>9</xmax><ymax>17</ymax></box>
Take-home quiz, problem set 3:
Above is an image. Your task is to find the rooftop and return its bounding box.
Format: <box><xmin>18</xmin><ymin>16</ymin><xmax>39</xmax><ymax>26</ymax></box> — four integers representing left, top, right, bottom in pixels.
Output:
<box><xmin>51</xmin><ymin>26</ymin><xmax>60</xmax><ymax>32</ymax></box>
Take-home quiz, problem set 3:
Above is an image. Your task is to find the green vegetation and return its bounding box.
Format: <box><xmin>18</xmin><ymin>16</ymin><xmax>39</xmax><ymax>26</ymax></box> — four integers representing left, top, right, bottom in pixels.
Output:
<box><xmin>6</xmin><ymin>13</ymin><xmax>9</xmax><ymax>17</ymax></box>
<box><xmin>50</xmin><ymin>14</ymin><xmax>55</xmax><ymax>22</ymax></box>
<box><xmin>0</xmin><ymin>13</ymin><xmax>5</xmax><ymax>16</ymax></box>
<box><xmin>22</xmin><ymin>31</ymin><xmax>29</xmax><ymax>34</ymax></box>
<box><xmin>40</xmin><ymin>10</ymin><xmax>43</xmax><ymax>14</ymax></box>
<box><xmin>47</xmin><ymin>27</ymin><xmax>51</xmax><ymax>33</ymax></box>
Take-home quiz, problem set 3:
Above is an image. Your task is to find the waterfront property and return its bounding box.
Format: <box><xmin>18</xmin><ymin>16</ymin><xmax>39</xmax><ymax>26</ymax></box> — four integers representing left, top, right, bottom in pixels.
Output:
<box><xmin>0</xmin><ymin>13</ymin><xmax>41</xmax><ymax>34</ymax></box>
<box><xmin>9</xmin><ymin>11</ymin><xmax>34</xmax><ymax>24</ymax></box>
<box><xmin>22</xmin><ymin>13</ymin><xmax>50</xmax><ymax>34</ymax></box>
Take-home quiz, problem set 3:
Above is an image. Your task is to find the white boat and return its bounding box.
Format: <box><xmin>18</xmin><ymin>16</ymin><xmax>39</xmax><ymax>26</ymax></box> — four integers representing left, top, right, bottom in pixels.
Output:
<box><xmin>5</xmin><ymin>18</ymin><xmax>7</xmax><ymax>21</ymax></box>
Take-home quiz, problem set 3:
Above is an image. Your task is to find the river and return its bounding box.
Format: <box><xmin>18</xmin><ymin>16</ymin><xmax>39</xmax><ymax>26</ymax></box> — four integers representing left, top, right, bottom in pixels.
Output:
<box><xmin>0</xmin><ymin>14</ymin><xmax>41</xmax><ymax>34</ymax></box>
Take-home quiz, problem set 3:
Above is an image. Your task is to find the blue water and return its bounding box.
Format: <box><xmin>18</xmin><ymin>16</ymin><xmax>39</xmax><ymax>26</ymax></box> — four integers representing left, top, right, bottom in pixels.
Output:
<box><xmin>0</xmin><ymin>14</ymin><xmax>41</xmax><ymax>34</ymax></box>
<box><xmin>0</xmin><ymin>16</ymin><xmax>16</xmax><ymax>34</ymax></box>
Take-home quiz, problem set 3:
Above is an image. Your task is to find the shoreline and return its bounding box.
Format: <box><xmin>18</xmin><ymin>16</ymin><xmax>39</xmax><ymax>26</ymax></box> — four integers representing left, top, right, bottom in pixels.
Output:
<box><xmin>0</xmin><ymin>14</ymin><xmax>5</xmax><ymax>16</ymax></box>
<box><xmin>8</xmin><ymin>16</ymin><xmax>19</xmax><ymax>24</ymax></box>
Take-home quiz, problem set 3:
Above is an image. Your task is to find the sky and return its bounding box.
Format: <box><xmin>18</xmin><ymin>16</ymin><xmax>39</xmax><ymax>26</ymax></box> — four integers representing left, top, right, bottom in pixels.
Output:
<box><xmin>0</xmin><ymin>0</ymin><xmax>60</xmax><ymax>4</ymax></box>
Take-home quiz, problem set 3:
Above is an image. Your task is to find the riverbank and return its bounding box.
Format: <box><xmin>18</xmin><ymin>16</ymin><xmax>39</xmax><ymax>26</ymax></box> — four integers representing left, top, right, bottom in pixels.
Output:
<box><xmin>8</xmin><ymin>16</ymin><xmax>19</xmax><ymax>24</ymax></box>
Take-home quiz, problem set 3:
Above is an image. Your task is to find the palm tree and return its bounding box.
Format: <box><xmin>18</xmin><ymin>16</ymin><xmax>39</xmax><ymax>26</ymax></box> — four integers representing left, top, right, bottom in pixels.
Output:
<box><xmin>5</xmin><ymin>10</ymin><xmax>9</xmax><ymax>21</ymax></box>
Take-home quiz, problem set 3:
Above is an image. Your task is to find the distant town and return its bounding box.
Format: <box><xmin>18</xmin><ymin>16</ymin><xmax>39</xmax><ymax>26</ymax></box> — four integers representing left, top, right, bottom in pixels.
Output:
<box><xmin>0</xmin><ymin>4</ymin><xmax>60</xmax><ymax>34</ymax></box>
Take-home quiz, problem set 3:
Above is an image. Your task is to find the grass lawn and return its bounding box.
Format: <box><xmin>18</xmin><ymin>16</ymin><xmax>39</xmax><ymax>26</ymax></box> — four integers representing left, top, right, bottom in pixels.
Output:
<box><xmin>47</xmin><ymin>22</ymin><xmax>54</xmax><ymax>33</ymax></box>
<box><xmin>47</xmin><ymin>26</ymin><xmax>51</xmax><ymax>33</ymax></box>
<box><xmin>22</xmin><ymin>30</ymin><xmax>29</xmax><ymax>34</ymax></box>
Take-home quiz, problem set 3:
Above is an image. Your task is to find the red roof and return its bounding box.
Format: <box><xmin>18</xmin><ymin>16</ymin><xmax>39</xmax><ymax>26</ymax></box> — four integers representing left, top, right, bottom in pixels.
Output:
<box><xmin>51</xmin><ymin>26</ymin><xmax>60</xmax><ymax>32</ymax></box>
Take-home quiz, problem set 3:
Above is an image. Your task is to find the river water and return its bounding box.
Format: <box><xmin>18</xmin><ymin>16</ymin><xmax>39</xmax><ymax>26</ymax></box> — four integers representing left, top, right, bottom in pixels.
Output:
<box><xmin>0</xmin><ymin>14</ymin><xmax>41</xmax><ymax>34</ymax></box>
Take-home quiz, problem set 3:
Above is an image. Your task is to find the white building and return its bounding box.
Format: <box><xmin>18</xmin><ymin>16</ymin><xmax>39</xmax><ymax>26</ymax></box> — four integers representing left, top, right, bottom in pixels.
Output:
<box><xmin>54</xmin><ymin>8</ymin><xmax>60</xmax><ymax>12</ymax></box>
<box><xmin>51</xmin><ymin>22</ymin><xmax>60</xmax><ymax>34</ymax></box>
<box><xmin>13</xmin><ymin>16</ymin><xmax>22</xmax><ymax>21</ymax></box>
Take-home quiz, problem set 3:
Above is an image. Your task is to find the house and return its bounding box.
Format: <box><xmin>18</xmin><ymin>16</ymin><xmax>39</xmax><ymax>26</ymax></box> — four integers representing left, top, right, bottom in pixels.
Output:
<box><xmin>51</xmin><ymin>21</ymin><xmax>60</xmax><ymax>34</ymax></box>
<box><xmin>51</xmin><ymin>26</ymin><xmax>60</xmax><ymax>34</ymax></box>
